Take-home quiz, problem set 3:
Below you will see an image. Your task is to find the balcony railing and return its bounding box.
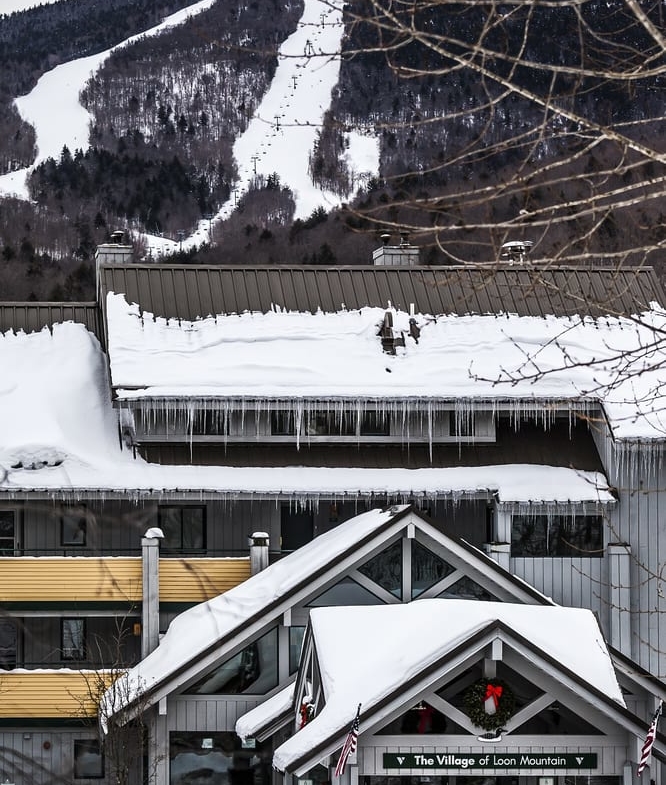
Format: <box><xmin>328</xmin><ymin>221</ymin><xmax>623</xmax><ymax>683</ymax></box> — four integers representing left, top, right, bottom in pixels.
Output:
<box><xmin>0</xmin><ymin>556</ymin><xmax>251</xmax><ymax>604</ymax></box>
<box><xmin>0</xmin><ymin>670</ymin><xmax>116</xmax><ymax>719</ymax></box>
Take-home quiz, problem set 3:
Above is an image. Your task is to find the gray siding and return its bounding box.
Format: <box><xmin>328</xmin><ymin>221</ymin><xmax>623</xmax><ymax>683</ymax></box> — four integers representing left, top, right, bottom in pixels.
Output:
<box><xmin>168</xmin><ymin>696</ymin><xmax>264</xmax><ymax>731</ymax></box>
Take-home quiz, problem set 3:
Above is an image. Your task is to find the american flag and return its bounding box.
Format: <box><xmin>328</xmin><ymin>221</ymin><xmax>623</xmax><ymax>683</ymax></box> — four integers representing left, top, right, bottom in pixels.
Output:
<box><xmin>334</xmin><ymin>704</ymin><xmax>361</xmax><ymax>778</ymax></box>
<box><xmin>638</xmin><ymin>700</ymin><xmax>663</xmax><ymax>776</ymax></box>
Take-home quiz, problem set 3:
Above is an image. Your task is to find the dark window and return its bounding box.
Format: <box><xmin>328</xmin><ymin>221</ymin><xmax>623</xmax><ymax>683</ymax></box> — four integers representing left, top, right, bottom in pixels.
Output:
<box><xmin>358</xmin><ymin>540</ymin><xmax>402</xmax><ymax>598</ymax></box>
<box><xmin>304</xmin><ymin>411</ymin><xmax>354</xmax><ymax>436</ymax></box>
<box><xmin>450</xmin><ymin>415</ymin><xmax>474</xmax><ymax>438</ymax></box>
<box><xmin>289</xmin><ymin>627</ymin><xmax>305</xmax><ymax>674</ymax></box>
<box><xmin>0</xmin><ymin>511</ymin><xmax>16</xmax><ymax>555</ymax></box>
<box><xmin>0</xmin><ymin>619</ymin><xmax>17</xmax><ymax>669</ymax></box>
<box><xmin>190</xmin><ymin>410</ymin><xmax>229</xmax><ymax>436</ymax></box>
<box><xmin>359</xmin><ymin>411</ymin><xmax>390</xmax><ymax>435</ymax></box>
<box><xmin>308</xmin><ymin>577</ymin><xmax>385</xmax><ymax>606</ymax></box>
<box><xmin>158</xmin><ymin>506</ymin><xmax>206</xmax><ymax>551</ymax></box>
<box><xmin>188</xmin><ymin>628</ymin><xmax>278</xmax><ymax>694</ymax></box>
<box><xmin>271</xmin><ymin>411</ymin><xmax>296</xmax><ymax>435</ymax></box>
<box><xmin>411</xmin><ymin>540</ymin><xmax>455</xmax><ymax>598</ymax></box>
<box><xmin>74</xmin><ymin>739</ymin><xmax>104</xmax><ymax>779</ymax></box>
<box><xmin>62</xmin><ymin>618</ymin><xmax>86</xmax><ymax>660</ymax></box>
<box><xmin>438</xmin><ymin>576</ymin><xmax>498</xmax><ymax>601</ymax></box>
<box><xmin>281</xmin><ymin>507</ymin><xmax>313</xmax><ymax>551</ymax></box>
<box><xmin>61</xmin><ymin>505</ymin><xmax>87</xmax><ymax>546</ymax></box>
<box><xmin>511</xmin><ymin>515</ymin><xmax>604</xmax><ymax>557</ymax></box>
<box><xmin>170</xmin><ymin>732</ymin><xmax>271</xmax><ymax>785</ymax></box>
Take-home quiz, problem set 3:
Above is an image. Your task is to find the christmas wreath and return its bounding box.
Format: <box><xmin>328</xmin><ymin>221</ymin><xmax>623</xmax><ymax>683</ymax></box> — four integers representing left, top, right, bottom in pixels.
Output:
<box><xmin>463</xmin><ymin>679</ymin><xmax>515</xmax><ymax>730</ymax></box>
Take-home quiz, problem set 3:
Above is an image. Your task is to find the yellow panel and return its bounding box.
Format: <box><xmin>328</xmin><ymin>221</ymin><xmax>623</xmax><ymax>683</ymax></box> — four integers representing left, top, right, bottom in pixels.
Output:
<box><xmin>0</xmin><ymin>556</ymin><xmax>250</xmax><ymax>604</ymax></box>
<box><xmin>0</xmin><ymin>671</ymin><xmax>117</xmax><ymax>718</ymax></box>
<box><xmin>160</xmin><ymin>558</ymin><xmax>251</xmax><ymax>602</ymax></box>
<box><xmin>0</xmin><ymin>558</ymin><xmax>142</xmax><ymax>602</ymax></box>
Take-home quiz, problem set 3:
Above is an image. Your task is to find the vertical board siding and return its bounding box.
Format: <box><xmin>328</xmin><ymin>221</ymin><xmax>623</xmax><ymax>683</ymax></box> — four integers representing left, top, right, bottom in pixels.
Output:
<box><xmin>510</xmin><ymin>558</ymin><xmax>604</xmax><ymax>616</ymax></box>
<box><xmin>169</xmin><ymin>697</ymin><xmax>264</xmax><ymax>731</ymax></box>
<box><xmin>0</xmin><ymin>730</ymin><xmax>123</xmax><ymax>785</ymax></box>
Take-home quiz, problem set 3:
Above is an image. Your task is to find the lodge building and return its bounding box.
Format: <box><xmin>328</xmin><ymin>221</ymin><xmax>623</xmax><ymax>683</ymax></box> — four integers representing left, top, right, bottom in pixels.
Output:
<box><xmin>0</xmin><ymin>237</ymin><xmax>665</xmax><ymax>784</ymax></box>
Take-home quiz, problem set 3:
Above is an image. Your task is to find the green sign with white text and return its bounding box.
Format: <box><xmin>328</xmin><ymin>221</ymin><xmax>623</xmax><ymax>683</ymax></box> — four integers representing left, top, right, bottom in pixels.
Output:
<box><xmin>383</xmin><ymin>753</ymin><xmax>598</xmax><ymax>770</ymax></box>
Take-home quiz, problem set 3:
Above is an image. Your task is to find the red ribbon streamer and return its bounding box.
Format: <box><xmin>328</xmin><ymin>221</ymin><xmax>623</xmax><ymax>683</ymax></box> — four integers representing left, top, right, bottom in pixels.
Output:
<box><xmin>484</xmin><ymin>683</ymin><xmax>503</xmax><ymax>710</ymax></box>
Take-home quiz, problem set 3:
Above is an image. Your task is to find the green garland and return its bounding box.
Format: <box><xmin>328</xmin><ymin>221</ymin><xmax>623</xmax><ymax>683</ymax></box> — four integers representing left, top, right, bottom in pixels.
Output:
<box><xmin>463</xmin><ymin>679</ymin><xmax>515</xmax><ymax>730</ymax></box>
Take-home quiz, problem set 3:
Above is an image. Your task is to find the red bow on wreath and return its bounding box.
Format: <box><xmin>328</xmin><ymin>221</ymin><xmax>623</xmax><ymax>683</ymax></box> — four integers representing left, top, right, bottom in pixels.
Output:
<box><xmin>483</xmin><ymin>683</ymin><xmax>503</xmax><ymax>710</ymax></box>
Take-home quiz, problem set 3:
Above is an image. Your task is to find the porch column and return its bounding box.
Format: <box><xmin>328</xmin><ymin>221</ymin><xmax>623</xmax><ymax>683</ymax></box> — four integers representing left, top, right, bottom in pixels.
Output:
<box><xmin>249</xmin><ymin>531</ymin><xmax>270</xmax><ymax>575</ymax></box>
<box><xmin>608</xmin><ymin>542</ymin><xmax>632</xmax><ymax>655</ymax></box>
<box><xmin>142</xmin><ymin>530</ymin><xmax>163</xmax><ymax>658</ymax></box>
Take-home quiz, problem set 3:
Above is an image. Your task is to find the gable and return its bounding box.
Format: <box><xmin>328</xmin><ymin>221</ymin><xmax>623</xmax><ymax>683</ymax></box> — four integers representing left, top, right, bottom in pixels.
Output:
<box><xmin>273</xmin><ymin>601</ymin><xmax>636</xmax><ymax>775</ymax></box>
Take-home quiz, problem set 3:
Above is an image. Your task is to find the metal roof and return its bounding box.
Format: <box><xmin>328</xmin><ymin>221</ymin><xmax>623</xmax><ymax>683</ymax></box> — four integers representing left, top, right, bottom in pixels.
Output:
<box><xmin>98</xmin><ymin>264</ymin><xmax>665</xmax><ymax>321</ymax></box>
<box><xmin>0</xmin><ymin>303</ymin><xmax>101</xmax><ymax>339</ymax></box>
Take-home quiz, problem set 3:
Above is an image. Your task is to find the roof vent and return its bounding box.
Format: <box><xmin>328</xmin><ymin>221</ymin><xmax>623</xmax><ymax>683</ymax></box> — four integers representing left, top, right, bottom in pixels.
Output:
<box><xmin>500</xmin><ymin>240</ymin><xmax>533</xmax><ymax>265</ymax></box>
<box><xmin>378</xmin><ymin>310</ymin><xmax>406</xmax><ymax>354</ymax></box>
<box><xmin>373</xmin><ymin>231</ymin><xmax>420</xmax><ymax>266</ymax></box>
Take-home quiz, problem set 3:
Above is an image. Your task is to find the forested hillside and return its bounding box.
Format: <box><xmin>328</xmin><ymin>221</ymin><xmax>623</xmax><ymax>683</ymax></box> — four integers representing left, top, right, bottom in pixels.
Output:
<box><xmin>0</xmin><ymin>0</ymin><xmax>663</xmax><ymax>300</ymax></box>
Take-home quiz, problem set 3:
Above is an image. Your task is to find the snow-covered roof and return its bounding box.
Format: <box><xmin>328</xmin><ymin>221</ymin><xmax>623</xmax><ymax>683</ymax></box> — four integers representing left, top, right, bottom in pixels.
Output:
<box><xmin>270</xmin><ymin>600</ymin><xmax>624</xmax><ymax>773</ymax></box>
<box><xmin>235</xmin><ymin>682</ymin><xmax>295</xmax><ymax>742</ymax></box>
<box><xmin>100</xmin><ymin>505</ymin><xmax>409</xmax><ymax>727</ymax></box>
<box><xmin>0</xmin><ymin>320</ymin><xmax>613</xmax><ymax>500</ymax></box>
<box><xmin>106</xmin><ymin>292</ymin><xmax>666</xmax><ymax>441</ymax></box>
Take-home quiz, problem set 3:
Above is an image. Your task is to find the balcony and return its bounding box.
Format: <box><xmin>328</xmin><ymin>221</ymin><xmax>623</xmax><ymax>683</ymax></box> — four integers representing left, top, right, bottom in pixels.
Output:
<box><xmin>0</xmin><ymin>556</ymin><xmax>251</xmax><ymax>605</ymax></box>
<box><xmin>0</xmin><ymin>670</ymin><xmax>115</xmax><ymax>719</ymax></box>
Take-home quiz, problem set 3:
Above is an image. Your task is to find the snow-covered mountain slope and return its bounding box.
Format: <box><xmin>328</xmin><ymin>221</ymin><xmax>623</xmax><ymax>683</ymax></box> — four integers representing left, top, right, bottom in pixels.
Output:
<box><xmin>0</xmin><ymin>0</ymin><xmax>378</xmax><ymax>257</ymax></box>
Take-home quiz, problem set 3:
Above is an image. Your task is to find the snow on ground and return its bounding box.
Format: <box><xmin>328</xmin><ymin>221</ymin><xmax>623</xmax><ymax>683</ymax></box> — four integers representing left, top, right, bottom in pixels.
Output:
<box><xmin>106</xmin><ymin>292</ymin><xmax>666</xmax><ymax>440</ymax></box>
<box><xmin>270</xmin><ymin>600</ymin><xmax>623</xmax><ymax>771</ymax></box>
<box><xmin>0</xmin><ymin>0</ymin><xmax>379</xmax><ymax>256</ymax></box>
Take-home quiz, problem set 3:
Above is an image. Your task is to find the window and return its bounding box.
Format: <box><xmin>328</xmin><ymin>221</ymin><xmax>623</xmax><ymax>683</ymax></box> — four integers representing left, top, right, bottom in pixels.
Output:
<box><xmin>0</xmin><ymin>510</ymin><xmax>16</xmax><ymax>555</ymax></box>
<box><xmin>271</xmin><ymin>411</ymin><xmax>296</xmax><ymax>435</ymax></box>
<box><xmin>281</xmin><ymin>507</ymin><xmax>313</xmax><ymax>551</ymax></box>
<box><xmin>62</xmin><ymin>618</ymin><xmax>86</xmax><ymax>660</ymax></box>
<box><xmin>359</xmin><ymin>411</ymin><xmax>391</xmax><ymax>435</ymax></box>
<box><xmin>271</xmin><ymin>410</ymin><xmax>390</xmax><ymax>437</ymax></box>
<box><xmin>358</xmin><ymin>541</ymin><xmax>402</xmax><ymax>598</ymax></box>
<box><xmin>158</xmin><ymin>506</ymin><xmax>206</xmax><ymax>551</ymax></box>
<box><xmin>511</xmin><ymin>515</ymin><xmax>604</xmax><ymax>557</ymax></box>
<box><xmin>411</xmin><ymin>540</ymin><xmax>456</xmax><ymax>597</ymax></box>
<box><xmin>305</xmin><ymin>411</ymin><xmax>355</xmax><ymax>436</ymax></box>
<box><xmin>61</xmin><ymin>505</ymin><xmax>86</xmax><ymax>546</ymax></box>
<box><xmin>74</xmin><ymin>739</ymin><xmax>104</xmax><ymax>779</ymax></box>
<box><xmin>188</xmin><ymin>628</ymin><xmax>278</xmax><ymax>694</ymax></box>
<box><xmin>289</xmin><ymin>627</ymin><xmax>305</xmax><ymax>674</ymax></box>
<box><xmin>170</xmin><ymin>733</ymin><xmax>271</xmax><ymax>785</ymax></box>
<box><xmin>0</xmin><ymin>619</ymin><xmax>17</xmax><ymax>669</ymax></box>
<box><xmin>189</xmin><ymin>410</ymin><xmax>229</xmax><ymax>436</ymax></box>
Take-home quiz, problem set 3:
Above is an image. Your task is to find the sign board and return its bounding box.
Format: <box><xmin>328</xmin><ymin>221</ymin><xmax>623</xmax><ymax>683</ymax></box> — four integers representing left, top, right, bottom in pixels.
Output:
<box><xmin>383</xmin><ymin>753</ymin><xmax>598</xmax><ymax>770</ymax></box>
